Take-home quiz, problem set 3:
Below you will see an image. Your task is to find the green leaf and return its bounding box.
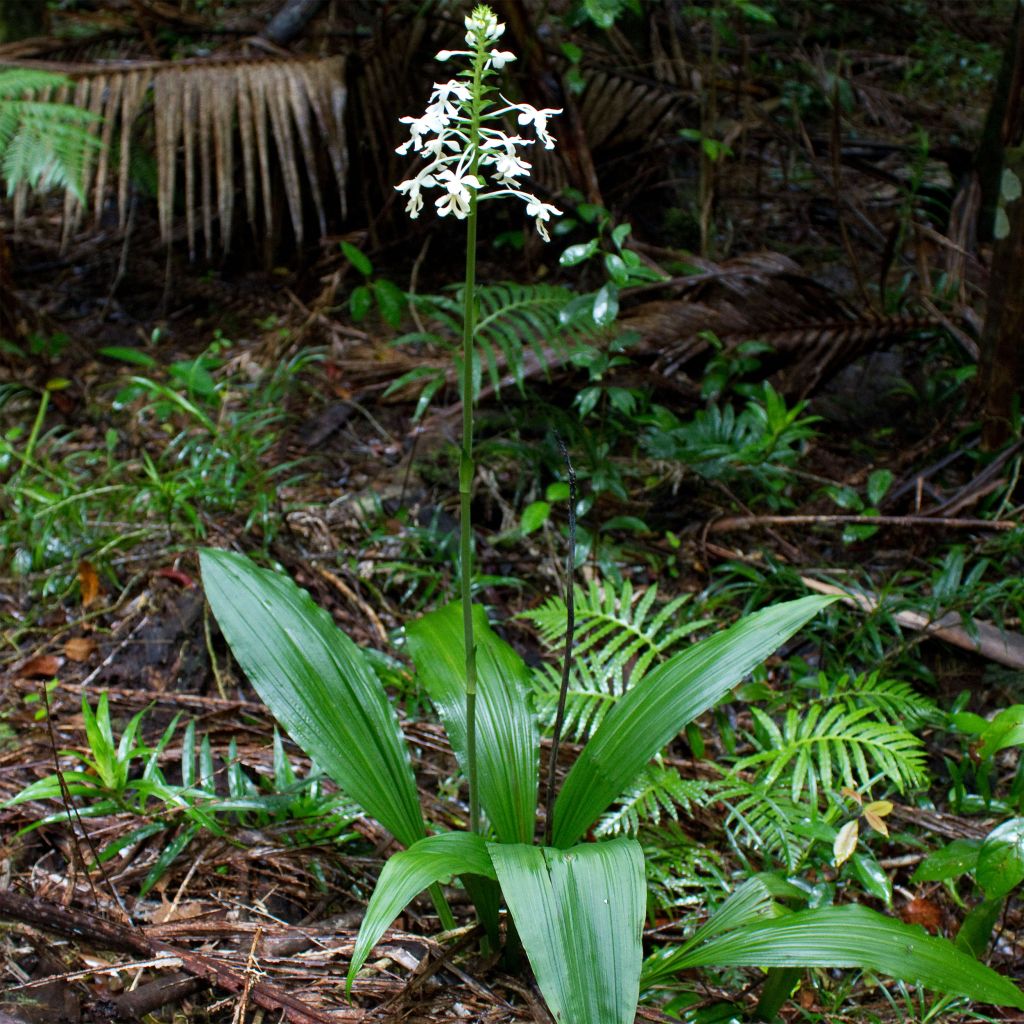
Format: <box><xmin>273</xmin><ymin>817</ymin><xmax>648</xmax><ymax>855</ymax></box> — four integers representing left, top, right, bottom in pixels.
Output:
<box><xmin>98</xmin><ymin>346</ymin><xmax>159</xmax><ymax>367</ymax></box>
<box><xmin>604</xmin><ymin>253</ymin><xmax>630</xmax><ymax>285</ymax></box>
<box><xmin>956</xmin><ymin>897</ymin><xmax>1003</xmax><ymax>957</ymax></box>
<box><xmin>521</xmin><ymin>500</ymin><xmax>551</xmax><ymax>535</ymax></box>
<box><xmin>560</xmin><ymin>241</ymin><xmax>597</xmax><ymax>266</ymax></box>
<box><xmin>866</xmin><ymin>469</ymin><xmax>894</xmax><ymax>506</ymax></box>
<box><xmin>200</xmin><ymin>549</ymin><xmax>425</xmax><ymax>848</ymax></box>
<box><xmin>374</xmin><ymin>279</ymin><xmax>406</xmax><ymax>328</ymax></box>
<box><xmin>490</xmin><ymin>839</ymin><xmax>645</xmax><ymax>1024</ymax></box>
<box><xmin>350</xmin><ymin>284</ymin><xmax>373</xmax><ymax>322</ymax></box>
<box><xmin>978</xmin><ymin>705</ymin><xmax>1024</xmax><ymax>759</ymax></box>
<box><xmin>551</xmin><ymin>596</ymin><xmax>834</xmax><ymax>848</ymax></box>
<box><xmin>346</xmin><ymin>832</ymin><xmax>495</xmax><ymax>994</ymax></box>
<box><xmin>592</xmin><ymin>283</ymin><xmax>619</xmax><ymax>327</ymax></box>
<box><xmin>911</xmin><ymin>839</ymin><xmax>980</xmax><ymax>883</ymax></box>
<box><xmin>977</xmin><ymin>818</ymin><xmax>1024</xmax><ymax>899</ymax></box>
<box><xmin>340</xmin><ymin>240</ymin><xmax>373</xmax><ymax>276</ymax></box>
<box><xmin>668</xmin><ymin>904</ymin><xmax>1024</xmax><ymax>1008</ymax></box>
<box><xmin>407</xmin><ymin>602</ymin><xmax>539</xmax><ymax>844</ymax></box>
<box><xmin>850</xmin><ymin>850</ymin><xmax>892</xmax><ymax>904</ymax></box>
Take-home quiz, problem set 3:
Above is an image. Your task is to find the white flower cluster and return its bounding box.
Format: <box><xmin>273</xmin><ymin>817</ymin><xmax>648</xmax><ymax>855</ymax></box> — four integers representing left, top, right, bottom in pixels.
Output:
<box><xmin>394</xmin><ymin>5</ymin><xmax>562</xmax><ymax>240</ymax></box>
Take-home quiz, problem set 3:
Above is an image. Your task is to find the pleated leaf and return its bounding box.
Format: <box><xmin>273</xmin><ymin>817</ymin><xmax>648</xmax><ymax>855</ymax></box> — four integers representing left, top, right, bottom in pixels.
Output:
<box><xmin>200</xmin><ymin>548</ymin><xmax>425</xmax><ymax>848</ymax></box>
<box><xmin>489</xmin><ymin>839</ymin><xmax>645</xmax><ymax>1024</ymax></box>
<box><xmin>346</xmin><ymin>832</ymin><xmax>495</xmax><ymax>994</ymax></box>
<box><xmin>669</xmin><ymin>904</ymin><xmax>1024</xmax><ymax>1008</ymax></box>
<box><xmin>552</xmin><ymin>595</ymin><xmax>835</xmax><ymax>848</ymax></box>
<box><xmin>407</xmin><ymin>602</ymin><xmax>538</xmax><ymax>844</ymax></box>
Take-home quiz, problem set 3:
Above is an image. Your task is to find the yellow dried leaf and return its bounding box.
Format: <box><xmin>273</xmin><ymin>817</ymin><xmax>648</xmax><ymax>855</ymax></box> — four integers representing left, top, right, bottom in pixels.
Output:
<box><xmin>863</xmin><ymin>808</ymin><xmax>890</xmax><ymax>837</ymax></box>
<box><xmin>834</xmin><ymin>819</ymin><xmax>859</xmax><ymax>866</ymax></box>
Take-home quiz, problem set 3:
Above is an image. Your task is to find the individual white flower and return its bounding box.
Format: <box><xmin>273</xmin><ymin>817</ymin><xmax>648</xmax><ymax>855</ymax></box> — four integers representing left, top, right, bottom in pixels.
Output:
<box><xmin>435</xmin><ymin>167</ymin><xmax>482</xmax><ymax>219</ymax></box>
<box><xmin>491</xmin><ymin>150</ymin><xmax>531</xmax><ymax>184</ymax></box>
<box><xmin>523</xmin><ymin>194</ymin><xmax>561</xmax><ymax>240</ymax></box>
<box><xmin>486</xmin><ymin>49</ymin><xmax>516</xmax><ymax>70</ymax></box>
<box><xmin>436</xmin><ymin>49</ymin><xmax>470</xmax><ymax>62</ymax></box>
<box><xmin>396</xmin><ymin>109</ymin><xmax>447</xmax><ymax>154</ymax></box>
<box><xmin>430</xmin><ymin>79</ymin><xmax>472</xmax><ymax>112</ymax></box>
<box><xmin>508</xmin><ymin>99</ymin><xmax>562</xmax><ymax>149</ymax></box>
<box><xmin>395</xmin><ymin>171</ymin><xmax>437</xmax><ymax>218</ymax></box>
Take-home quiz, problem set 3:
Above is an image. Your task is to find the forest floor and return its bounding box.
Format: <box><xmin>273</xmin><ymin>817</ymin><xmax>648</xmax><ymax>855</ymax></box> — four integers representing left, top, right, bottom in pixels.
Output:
<box><xmin>3</xmin><ymin>3</ymin><xmax>1024</xmax><ymax>1022</ymax></box>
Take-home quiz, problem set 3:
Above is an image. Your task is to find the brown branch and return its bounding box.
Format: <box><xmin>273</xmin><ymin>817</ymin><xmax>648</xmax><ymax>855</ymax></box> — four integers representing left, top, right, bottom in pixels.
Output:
<box><xmin>709</xmin><ymin>513</ymin><xmax>1017</xmax><ymax>532</ymax></box>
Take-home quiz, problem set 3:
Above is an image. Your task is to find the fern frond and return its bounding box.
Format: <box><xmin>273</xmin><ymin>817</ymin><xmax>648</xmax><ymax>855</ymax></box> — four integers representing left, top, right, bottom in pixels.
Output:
<box><xmin>641</xmin><ymin>820</ymin><xmax>730</xmax><ymax>913</ymax></box>
<box><xmin>0</xmin><ymin>70</ymin><xmax>101</xmax><ymax>200</ymax></box>
<box><xmin>595</xmin><ymin>764</ymin><xmax>714</xmax><ymax>838</ymax></box>
<box><xmin>806</xmin><ymin>670</ymin><xmax>938</xmax><ymax>728</ymax></box>
<box><xmin>521</xmin><ymin>578</ymin><xmax>712</xmax><ymax>740</ymax></box>
<box><xmin>717</xmin><ymin>775</ymin><xmax>835</xmax><ymax>871</ymax></box>
<box><xmin>736</xmin><ymin>703</ymin><xmax>927</xmax><ymax>802</ymax></box>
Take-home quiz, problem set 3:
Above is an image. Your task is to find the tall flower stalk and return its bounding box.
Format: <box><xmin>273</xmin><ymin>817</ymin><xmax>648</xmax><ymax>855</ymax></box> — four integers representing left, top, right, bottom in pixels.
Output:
<box><xmin>395</xmin><ymin>4</ymin><xmax>560</xmax><ymax>834</ymax></box>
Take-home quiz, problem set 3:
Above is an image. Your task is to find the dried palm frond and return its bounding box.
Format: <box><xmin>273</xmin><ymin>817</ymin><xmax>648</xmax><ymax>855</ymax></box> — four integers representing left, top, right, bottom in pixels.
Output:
<box><xmin>4</xmin><ymin>56</ymin><xmax>348</xmax><ymax>257</ymax></box>
<box><xmin>622</xmin><ymin>251</ymin><xmax>940</xmax><ymax>397</ymax></box>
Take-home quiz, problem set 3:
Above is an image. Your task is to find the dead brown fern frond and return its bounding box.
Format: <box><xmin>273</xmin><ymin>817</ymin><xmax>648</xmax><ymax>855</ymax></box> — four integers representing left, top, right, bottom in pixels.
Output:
<box><xmin>4</xmin><ymin>56</ymin><xmax>348</xmax><ymax>257</ymax></box>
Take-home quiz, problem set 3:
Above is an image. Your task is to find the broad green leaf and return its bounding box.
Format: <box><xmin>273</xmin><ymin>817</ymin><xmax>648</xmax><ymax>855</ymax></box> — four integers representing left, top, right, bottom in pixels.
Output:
<box><xmin>521</xmin><ymin>500</ymin><xmax>551</xmax><ymax>534</ymax></box>
<box><xmin>407</xmin><ymin>602</ymin><xmax>538</xmax><ymax>844</ymax></box>
<box><xmin>592</xmin><ymin>282</ymin><xmax>619</xmax><ymax>327</ymax></box>
<box><xmin>346</xmin><ymin>832</ymin><xmax>495</xmax><ymax>993</ymax></box>
<box><xmin>374</xmin><ymin>278</ymin><xmax>406</xmax><ymax>328</ymax></box>
<box><xmin>643</xmin><ymin>874</ymin><xmax>798</xmax><ymax>984</ymax></box>
<box><xmin>552</xmin><ymin>596</ymin><xmax>834</xmax><ymax>848</ymax></box>
<box><xmin>200</xmin><ymin>549</ymin><xmax>425</xmax><ymax>848</ymax></box>
<box><xmin>851</xmin><ymin>850</ymin><xmax>892</xmax><ymax>905</ymax></box>
<box><xmin>667</xmin><ymin>904</ymin><xmax>1024</xmax><ymax>1008</ymax></box>
<box><xmin>559</xmin><ymin>240</ymin><xmax>597</xmax><ymax>266</ymax></box>
<box><xmin>490</xmin><ymin>839</ymin><xmax>645</xmax><ymax>1024</ymax></box>
<box><xmin>912</xmin><ymin>839</ymin><xmax>980</xmax><ymax>883</ymax></box>
<box><xmin>977</xmin><ymin>817</ymin><xmax>1024</xmax><ymax>899</ymax></box>
<box><xmin>978</xmin><ymin>705</ymin><xmax>1024</xmax><ymax>759</ymax></box>
<box><xmin>956</xmin><ymin>897</ymin><xmax>1003</xmax><ymax>957</ymax></box>
<box><xmin>340</xmin><ymin>240</ymin><xmax>373</xmax><ymax>276</ymax></box>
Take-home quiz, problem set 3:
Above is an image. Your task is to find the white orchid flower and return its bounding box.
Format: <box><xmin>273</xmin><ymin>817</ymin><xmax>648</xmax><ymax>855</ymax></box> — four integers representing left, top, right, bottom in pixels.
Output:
<box><xmin>395</xmin><ymin>4</ymin><xmax>560</xmax><ymax>240</ymax></box>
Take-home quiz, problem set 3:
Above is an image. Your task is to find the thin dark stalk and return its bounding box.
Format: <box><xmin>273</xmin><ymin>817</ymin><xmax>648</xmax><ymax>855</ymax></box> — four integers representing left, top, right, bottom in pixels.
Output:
<box><xmin>543</xmin><ymin>436</ymin><xmax>577</xmax><ymax>848</ymax></box>
<box><xmin>460</xmin><ymin>51</ymin><xmax>486</xmax><ymax>837</ymax></box>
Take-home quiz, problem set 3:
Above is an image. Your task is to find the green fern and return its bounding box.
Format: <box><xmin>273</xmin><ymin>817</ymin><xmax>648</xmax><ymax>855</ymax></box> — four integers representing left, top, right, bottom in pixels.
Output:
<box><xmin>734</xmin><ymin>703</ymin><xmax>927</xmax><ymax>802</ymax></box>
<box><xmin>520</xmin><ymin>578</ymin><xmax>713</xmax><ymax>739</ymax></box>
<box><xmin>803</xmin><ymin>670</ymin><xmax>938</xmax><ymax>728</ymax></box>
<box><xmin>642</xmin><ymin>820</ymin><xmax>730</xmax><ymax>913</ymax></box>
<box><xmin>0</xmin><ymin>68</ymin><xmax>101</xmax><ymax>200</ymax></box>
<box><xmin>717</xmin><ymin>775</ymin><xmax>839</xmax><ymax>871</ymax></box>
<box><xmin>595</xmin><ymin>764</ymin><xmax>714</xmax><ymax>838</ymax></box>
<box><xmin>387</xmin><ymin>282</ymin><xmax>605</xmax><ymax>417</ymax></box>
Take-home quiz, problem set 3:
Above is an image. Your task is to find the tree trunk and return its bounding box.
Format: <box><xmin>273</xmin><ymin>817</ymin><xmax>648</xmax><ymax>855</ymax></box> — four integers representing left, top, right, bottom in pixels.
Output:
<box><xmin>979</xmin><ymin>9</ymin><xmax>1024</xmax><ymax>450</ymax></box>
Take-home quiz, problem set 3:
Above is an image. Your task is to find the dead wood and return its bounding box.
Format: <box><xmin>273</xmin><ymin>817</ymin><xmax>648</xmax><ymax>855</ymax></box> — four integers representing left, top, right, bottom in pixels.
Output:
<box><xmin>0</xmin><ymin>890</ymin><xmax>355</xmax><ymax>1024</ymax></box>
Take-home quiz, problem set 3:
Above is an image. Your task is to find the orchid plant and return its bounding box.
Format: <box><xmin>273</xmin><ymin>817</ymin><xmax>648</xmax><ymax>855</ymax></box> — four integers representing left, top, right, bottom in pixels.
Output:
<box><xmin>394</xmin><ymin>4</ymin><xmax>562</xmax><ymax>836</ymax></box>
<box><xmin>198</xmin><ymin>6</ymin><xmax>1024</xmax><ymax>1022</ymax></box>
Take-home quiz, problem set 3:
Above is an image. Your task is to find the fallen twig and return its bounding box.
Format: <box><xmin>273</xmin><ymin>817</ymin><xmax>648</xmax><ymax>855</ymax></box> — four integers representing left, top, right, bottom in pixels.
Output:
<box><xmin>800</xmin><ymin>576</ymin><xmax>1024</xmax><ymax>670</ymax></box>
<box><xmin>710</xmin><ymin>513</ymin><xmax>1017</xmax><ymax>532</ymax></box>
<box><xmin>0</xmin><ymin>890</ymin><xmax>356</xmax><ymax>1024</ymax></box>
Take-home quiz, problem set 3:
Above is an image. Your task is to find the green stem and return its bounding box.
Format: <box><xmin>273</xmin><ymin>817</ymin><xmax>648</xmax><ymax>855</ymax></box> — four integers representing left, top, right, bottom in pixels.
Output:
<box><xmin>461</xmin><ymin>51</ymin><xmax>486</xmax><ymax>837</ymax></box>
